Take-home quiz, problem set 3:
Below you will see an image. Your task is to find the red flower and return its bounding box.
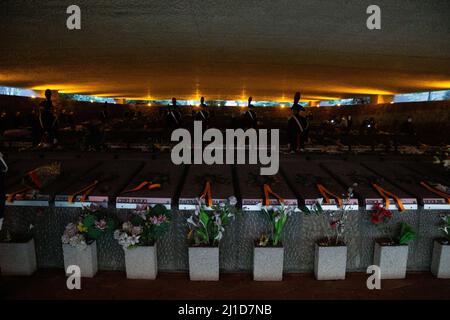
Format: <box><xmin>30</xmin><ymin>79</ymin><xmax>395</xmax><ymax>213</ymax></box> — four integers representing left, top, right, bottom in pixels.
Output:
<box><xmin>330</xmin><ymin>220</ymin><xmax>339</xmax><ymax>229</ymax></box>
<box><xmin>371</xmin><ymin>213</ymin><xmax>382</xmax><ymax>225</ymax></box>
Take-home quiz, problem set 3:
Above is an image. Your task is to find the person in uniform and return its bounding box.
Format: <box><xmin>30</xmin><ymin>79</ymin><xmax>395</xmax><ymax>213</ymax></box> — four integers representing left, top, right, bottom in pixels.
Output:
<box><xmin>193</xmin><ymin>96</ymin><xmax>210</xmax><ymax>129</ymax></box>
<box><xmin>287</xmin><ymin>91</ymin><xmax>309</xmax><ymax>153</ymax></box>
<box><xmin>38</xmin><ymin>89</ymin><xmax>59</xmax><ymax>146</ymax></box>
<box><xmin>243</xmin><ymin>96</ymin><xmax>257</xmax><ymax>129</ymax></box>
<box><xmin>166</xmin><ymin>97</ymin><xmax>182</xmax><ymax>130</ymax></box>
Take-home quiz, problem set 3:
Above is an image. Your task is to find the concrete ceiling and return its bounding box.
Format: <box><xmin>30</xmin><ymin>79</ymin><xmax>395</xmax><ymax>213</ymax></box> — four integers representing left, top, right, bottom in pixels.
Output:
<box><xmin>0</xmin><ymin>0</ymin><xmax>449</xmax><ymax>101</ymax></box>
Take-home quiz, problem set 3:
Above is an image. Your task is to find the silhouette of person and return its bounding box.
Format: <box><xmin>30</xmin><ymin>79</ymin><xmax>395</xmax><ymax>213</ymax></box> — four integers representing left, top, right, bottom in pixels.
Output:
<box><xmin>166</xmin><ymin>97</ymin><xmax>182</xmax><ymax>130</ymax></box>
<box><xmin>38</xmin><ymin>89</ymin><xmax>59</xmax><ymax>145</ymax></box>
<box><xmin>101</xmin><ymin>102</ymin><xmax>109</xmax><ymax>124</ymax></box>
<box><xmin>194</xmin><ymin>96</ymin><xmax>210</xmax><ymax>129</ymax></box>
<box><xmin>287</xmin><ymin>92</ymin><xmax>309</xmax><ymax>152</ymax></box>
<box><xmin>243</xmin><ymin>96</ymin><xmax>257</xmax><ymax>129</ymax></box>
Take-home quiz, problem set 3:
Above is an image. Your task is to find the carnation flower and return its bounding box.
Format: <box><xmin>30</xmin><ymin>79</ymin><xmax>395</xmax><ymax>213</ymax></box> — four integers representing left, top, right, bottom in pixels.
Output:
<box><xmin>95</xmin><ymin>219</ymin><xmax>107</xmax><ymax>230</ymax></box>
<box><xmin>228</xmin><ymin>196</ymin><xmax>237</xmax><ymax>206</ymax></box>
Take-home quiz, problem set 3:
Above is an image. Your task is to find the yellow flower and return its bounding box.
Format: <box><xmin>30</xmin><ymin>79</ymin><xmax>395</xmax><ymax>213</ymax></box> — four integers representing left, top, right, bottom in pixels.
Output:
<box><xmin>77</xmin><ymin>223</ymin><xmax>88</xmax><ymax>233</ymax></box>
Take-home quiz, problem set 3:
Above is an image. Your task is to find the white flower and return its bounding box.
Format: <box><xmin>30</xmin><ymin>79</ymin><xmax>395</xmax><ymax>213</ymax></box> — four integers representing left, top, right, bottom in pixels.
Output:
<box><xmin>131</xmin><ymin>226</ymin><xmax>143</xmax><ymax>236</ymax></box>
<box><xmin>122</xmin><ymin>221</ymin><xmax>133</xmax><ymax>233</ymax></box>
<box><xmin>186</xmin><ymin>215</ymin><xmax>198</xmax><ymax>227</ymax></box>
<box><xmin>228</xmin><ymin>196</ymin><xmax>237</xmax><ymax>206</ymax></box>
<box><xmin>219</xmin><ymin>202</ymin><xmax>226</xmax><ymax>208</ymax></box>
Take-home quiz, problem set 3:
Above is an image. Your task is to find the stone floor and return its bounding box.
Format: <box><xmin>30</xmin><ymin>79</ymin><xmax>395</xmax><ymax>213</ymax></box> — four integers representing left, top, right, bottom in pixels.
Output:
<box><xmin>1</xmin><ymin>270</ymin><xmax>450</xmax><ymax>300</ymax></box>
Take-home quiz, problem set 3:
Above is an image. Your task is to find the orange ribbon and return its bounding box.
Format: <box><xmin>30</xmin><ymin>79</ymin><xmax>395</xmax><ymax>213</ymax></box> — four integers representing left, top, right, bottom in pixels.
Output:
<box><xmin>6</xmin><ymin>187</ymin><xmax>32</xmax><ymax>203</ymax></box>
<box><xmin>121</xmin><ymin>181</ymin><xmax>161</xmax><ymax>195</ymax></box>
<box><xmin>371</xmin><ymin>183</ymin><xmax>405</xmax><ymax>212</ymax></box>
<box><xmin>420</xmin><ymin>181</ymin><xmax>450</xmax><ymax>204</ymax></box>
<box><xmin>316</xmin><ymin>184</ymin><xmax>343</xmax><ymax>208</ymax></box>
<box><xmin>68</xmin><ymin>180</ymin><xmax>99</xmax><ymax>203</ymax></box>
<box><xmin>263</xmin><ymin>184</ymin><xmax>285</xmax><ymax>206</ymax></box>
<box><xmin>200</xmin><ymin>181</ymin><xmax>213</xmax><ymax>207</ymax></box>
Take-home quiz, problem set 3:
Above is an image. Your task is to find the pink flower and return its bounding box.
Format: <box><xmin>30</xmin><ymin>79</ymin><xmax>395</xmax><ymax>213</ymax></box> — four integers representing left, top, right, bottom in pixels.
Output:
<box><xmin>150</xmin><ymin>215</ymin><xmax>167</xmax><ymax>226</ymax></box>
<box><xmin>95</xmin><ymin>219</ymin><xmax>107</xmax><ymax>230</ymax></box>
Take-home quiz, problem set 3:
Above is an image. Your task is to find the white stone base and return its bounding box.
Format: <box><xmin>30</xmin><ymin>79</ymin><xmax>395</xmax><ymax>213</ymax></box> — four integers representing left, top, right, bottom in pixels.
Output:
<box><xmin>374</xmin><ymin>243</ymin><xmax>408</xmax><ymax>279</ymax></box>
<box><xmin>63</xmin><ymin>241</ymin><xmax>98</xmax><ymax>278</ymax></box>
<box><xmin>431</xmin><ymin>241</ymin><xmax>450</xmax><ymax>279</ymax></box>
<box><xmin>253</xmin><ymin>247</ymin><xmax>284</xmax><ymax>281</ymax></box>
<box><xmin>124</xmin><ymin>245</ymin><xmax>158</xmax><ymax>280</ymax></box>
<box><xmin>0</xmin><ymin>238</ymin><xmax>37</xmax><ymax>275</ymax></box>
<box><xmin>314</xmin><ymin>244</ymin><xmax>347</xmax><ymax>280</ymax></box>
<box><xmin>188</xmin><ymin>247</ymin><xmax>219</xmax><ymax>281</ymax></box>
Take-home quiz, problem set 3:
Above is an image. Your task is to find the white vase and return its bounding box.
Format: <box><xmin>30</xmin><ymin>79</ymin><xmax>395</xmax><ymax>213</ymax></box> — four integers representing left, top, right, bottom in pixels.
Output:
<box><xmin>314</xmin><ymin>243</ymin><xmax>347</xmax><ymax>280</ymax></box>
<box><xmin>63</xmin><ymin>241</ymin><xmax>98</xmax><ymax>278</ymax></box>
<box><xmin>188</xmin><ymin>247</ymin><xmax>219</xmax><ymax>281</ymax></box>
<box><xmin>374</xmin><ymin>242</ymin><xmax>409</xmax><ymax>279</ymax></box>
<box><xmin>253</xmin><ymin>246</ymin><xmax>284</xmax><ymax>281</ymax></box>
<box><xmin>0</xmin><ymin>238</ymin><xmax>37</xmax><ymax>275</ymax></box>
<box><xmin>124</xmin><ymin>244</ymin><xmax>158</xmax><ymax>279</ymax></box>
<box><xmin>431</xmin><ymin>240</ymin><xmax>450</xmax><ymax>279</ymax></box>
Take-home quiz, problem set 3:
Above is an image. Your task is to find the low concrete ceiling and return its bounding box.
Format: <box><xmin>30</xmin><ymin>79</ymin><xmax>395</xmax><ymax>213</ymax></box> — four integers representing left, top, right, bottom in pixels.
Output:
<box><xmin>0</xmin><ymin>0</ymin><xmax>449</xmax><ymax>101</ymax></box>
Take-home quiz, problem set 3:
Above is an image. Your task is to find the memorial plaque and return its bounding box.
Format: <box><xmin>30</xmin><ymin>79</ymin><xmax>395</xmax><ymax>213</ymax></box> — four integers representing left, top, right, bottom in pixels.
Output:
<box><xmin>321</xmin><ymin>160</ymin><xmax>418</xmax><ymax>211</ymax></box>
<box><xmin>178</xmin><ymin>164</ymin><xmax>235</xmax><ymax>210</ymax></box>
<box><xmin>237</xmin><ymin>164</ymin><xmax>298</xmax><ymax>212</ymax></box>
<box><xmin>55</xmin><ymin>160</ymin><xmax>144</xmax><ymax>208</ymax></box>
<box><xmin>281</xmin><ymin>157</ymin><xmax>358</xmax><ymax>211</ymax></box>
<box><xmin>116</xmin><ymin>159</ymin><xmax>185</xmax><ymax>209</ymax></box>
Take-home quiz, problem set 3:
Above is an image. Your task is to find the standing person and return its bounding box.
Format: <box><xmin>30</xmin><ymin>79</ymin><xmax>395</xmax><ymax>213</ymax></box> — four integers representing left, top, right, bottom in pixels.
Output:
<box><xmin>287</xmin><ymin>91</ymin><xmax>309</xmax><ymax>153</ymax></box>
<box><xmin>166</xmin><ymin>97</ymin><xmax>182</xmax><ymax>130</ymax></box>
<box><xmin>38</xmin><ymin>89</ymin><xmax>59</xmax><ymax>146</ymax></box>
<box><xmin>194</xmin><ymin>96</ymin><xmax>210</xmax><ymax>129</ymax></box>
<box><xmin>100</xmin><ymin>102</ymin><xmax>109</xmax><ymax>124</ymax></box>
<box><xmin>243</xmin><ymin>96</ymin><xmax>257</xmax><ymax>129</ymax></box>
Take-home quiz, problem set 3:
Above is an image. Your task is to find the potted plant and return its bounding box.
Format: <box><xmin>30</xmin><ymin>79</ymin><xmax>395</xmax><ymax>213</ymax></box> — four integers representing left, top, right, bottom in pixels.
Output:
<box><xmin>0</xmin><ymin>224</ymin><xmax>37</xmax><ymax>275</ymax></box>
<box><xmin>371</xmin><ymin>202</ymin><xmax>417</xmax><ymax>279</ymax></box>
<box><xmin>186</xmin><ymin>196</ymin><xmax>239</xmax><ymax>281</ymax></box>
<box><xmin>309</xmin><ymin>185</ymin><xmax>357</xmax><ymax>280</ymax></box>
<box><xmin>114</xmin><ymin>204</ymin><xmax>171</xmax><ymax>279</ymax></box>
<box><xmin>431</xmin><ymin>214</ymin><xmax>450</xmax><ymax>278</ymax></box>
<box><xmin>61</xmin><ymin>205</ymin><xmax>116</xmax><ymax>278</ymax></box>
<box><xmin>253</xmin><ymin>205</ymin><xmax>292</xmax><ymax>281</ymax></box>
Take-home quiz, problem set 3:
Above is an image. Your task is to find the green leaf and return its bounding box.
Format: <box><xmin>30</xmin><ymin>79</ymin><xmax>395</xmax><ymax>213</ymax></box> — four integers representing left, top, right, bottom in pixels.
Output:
<box><xmin>82</xmin><ymin>214</ymin><xmax>96</xmax><ymax>228</ymax></box>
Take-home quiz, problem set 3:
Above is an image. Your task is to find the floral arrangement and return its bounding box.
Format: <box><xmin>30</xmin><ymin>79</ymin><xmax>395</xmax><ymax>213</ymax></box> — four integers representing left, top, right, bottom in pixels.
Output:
<box><xmin>114</xmin><ymin>204</ymin><xmax>171</xmax><ymax>249</ymax></box>
<box><xmin>187</xmin><ymin>196</ymin><xmax>239</xmax><ymax>246</ymax></box>
<box><xmin>370</xmin><ymin>202</ymin><xmax>416</xmax><ymax>245</ymax></box>
<box><xmin>308</xmin><ymin>184</ymin><xmax>357</xmax><ymax>246</ymax></box>
<box><xmin>256</xmin><ymin>205</ymin><xmax>292</xmax><ymax>247</ymax></box>
<box><xmin>438</xmin><ymin>215</ymin><xmax>450</xmax><ymax>244</ymax></box>
<box><xmin>61</xmin><ymin>205</ymin><xmax>117</xmax><ymax>250</ymax></box>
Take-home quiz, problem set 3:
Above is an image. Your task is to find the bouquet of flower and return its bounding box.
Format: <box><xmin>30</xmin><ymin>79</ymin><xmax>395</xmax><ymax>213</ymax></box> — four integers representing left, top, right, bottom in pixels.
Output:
<box><xmin>256</xmin><ymin>205</ymin><xmax>292</xmax><ymax>247</ymax></box>
<box><xmin>61</xmin><ymin>205</ymin><xmax>117</xmax><ymax>250</ymax></box>
<box><xmin>187</xmin><ymin>196</ymin><xmax>239</xmax><ymax>246</ymax></box>
<box><xmin>307</xmin><ymin>184</ymin><xmax>357</xmax><ymax>246</ymax></box>
<box><xmin>114</xmin><ymin>204</ymin><xmax>171</xmax><ymax>249</ymax></box>
<box><xmin>370</xmin><ymin>202</ymin><xmax>416</xmax><ymax>245</ymax></box>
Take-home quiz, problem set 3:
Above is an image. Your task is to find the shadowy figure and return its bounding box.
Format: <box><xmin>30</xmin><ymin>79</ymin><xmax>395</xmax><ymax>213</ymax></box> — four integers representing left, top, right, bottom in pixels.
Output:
<box><xmin>38</xmin><ymin>89</ymin><xmax>59</xmax><ymax>147</ymax></box>
<box><xmin>242</xmin><ymin>96</ymin><xmax>257</xmax><ymax>129</ymax></box>
<box><xmin>287</xmin><ymin>92</ymin><xmax>309</xmax><ymax>153</ymax></box>
<box><xmin>193</xmin><ymin>96</ymin><xmax>210</xmax><ymax>129</ymax></box>
<box><xmin>166</xmin><ymin>97</ymin><xmax>182</xmax><ymax>131</ymax></box>
<box><xmin>101</xmin><ymin>102</ymin><xmax>109</xmax><ymax>124</ymax></box>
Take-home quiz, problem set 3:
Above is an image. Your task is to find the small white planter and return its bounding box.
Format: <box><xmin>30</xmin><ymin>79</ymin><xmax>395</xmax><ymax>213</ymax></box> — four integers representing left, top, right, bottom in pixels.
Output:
<box><xmin>431</xmin><ymin>240</ymin><xmax>450</xmax><ymax>279</ymax></box>
<box><xmin>124</xmin><ymin>244</ymin><xmax>158</xmax><ymax>280</ymax></box>
<box><xmin>188</xmin><ymin>247</ymin><xmax>219</xmax><ymax>281</ymax></box>
<box><xmin>0</xmin><ymin>238</ymin><xmax>37</xmax><ymax>275</ymax></box>
<box><xmin>253</xmin><ymin>246</ymin><xmax>284</xmax><ymax>281</ymax></box>
<box><xmin>374</xmin><ymin>242</ymin><xmax>409</xmax><ymax>279</ymax></box>
<box><xmin>314</xmin><ymin>243</ymin><xmax>347</xmax><ymax>280</ymax></box>
<box><xmin>63</xmin><ymin>241</ymin><xmax>98</xmax><ymax>278</ymax></box>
